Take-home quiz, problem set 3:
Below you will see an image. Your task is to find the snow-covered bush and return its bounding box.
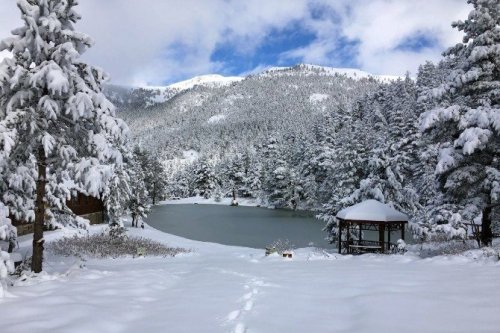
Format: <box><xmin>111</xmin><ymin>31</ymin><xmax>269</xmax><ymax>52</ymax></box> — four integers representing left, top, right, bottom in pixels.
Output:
<box><xmin>463</xmin><ymin>247</ymin><xmax>500</xmax><ymax>262</ymax></box>
<box><xmin>108</xmin><ymin>224</ymin><xmax>128</xmax><ymax>240</ymax></box>
<box><xmin>266</xmin><ymin>239</ymin><xmax>295</xmax><ymax>255</ymax></box>
<box><xmin>47</xmin><ymin>231</ymin><xmax>189</xmax><ymax>259</ymax></box>
<box><xmin>391</xmin><ymin>239</ymin><xmax>407</xmax><ymax>254</ymax></box>
<box><xmin>412</xmin><ymin>240</ymin><xmax>479</xmax><ymax>258</ymax></box>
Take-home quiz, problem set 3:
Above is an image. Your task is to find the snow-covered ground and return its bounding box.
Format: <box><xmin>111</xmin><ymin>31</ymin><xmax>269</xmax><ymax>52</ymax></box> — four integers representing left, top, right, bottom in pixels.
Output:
<box><xmin>1</xmin><ymin>222</ymin><xmax>499</xmax><ymax>333</ymax></box>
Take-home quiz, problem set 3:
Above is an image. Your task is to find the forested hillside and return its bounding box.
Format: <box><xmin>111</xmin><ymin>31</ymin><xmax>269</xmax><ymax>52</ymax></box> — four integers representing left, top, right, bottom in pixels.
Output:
<box><xmin>109</xmin><ymin>53</ymin><xmax>499</xmax><ymax>243</ymax></box>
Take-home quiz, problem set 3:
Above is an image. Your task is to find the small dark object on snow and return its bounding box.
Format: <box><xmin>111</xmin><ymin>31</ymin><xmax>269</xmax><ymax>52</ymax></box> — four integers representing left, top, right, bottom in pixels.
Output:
<box><xmin>265</xmin><ymin>246</ymin><xmax>277</xmax><ymax>256</ymax></box>
<box><xmin>282</xmin><ymin>251</ymin><xmax>293</xmax><ymax>258</ymax></box>
<box><xmin>141</xmin><ymin>222</ymin><xmax>145</xmax><ymax>229</ymax></box>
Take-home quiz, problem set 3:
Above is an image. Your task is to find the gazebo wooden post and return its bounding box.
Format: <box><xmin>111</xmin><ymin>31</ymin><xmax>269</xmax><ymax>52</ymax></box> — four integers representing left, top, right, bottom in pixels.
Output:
<box><xmin>387</xmin><ymin>226</ymin><xmax>391</xmax><ymax>249</ymax></box>
<box><xmin>358</xmin><ymin>223</ymin><xmax>362</xmax><ymax>244</ymax></box>
<box><xmin>379</xmin><ymin>223</ymin><xmax>385</xmax><ymax>253</ymax></box>
<box><xmin>401</xmin><ymin>223</ymin><xmax>405</xmax><ymax>241</ymax></box>
<box><xmin>346</xmin><ymin>221</ymin><xmax>351</xmax><ymax>254</ymax></box>
<box><xmin>338</xmin><ymin>219</ymin><xmax>343</xmax><ymax>254</ymax></box>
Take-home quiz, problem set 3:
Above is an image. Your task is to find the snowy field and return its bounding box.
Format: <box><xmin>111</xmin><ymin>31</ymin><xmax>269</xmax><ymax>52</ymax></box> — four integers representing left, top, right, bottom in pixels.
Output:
<box><xmin>1</xmin><ymin>223</ymin><xmax>500</xmax><ymax>333</ymax></box>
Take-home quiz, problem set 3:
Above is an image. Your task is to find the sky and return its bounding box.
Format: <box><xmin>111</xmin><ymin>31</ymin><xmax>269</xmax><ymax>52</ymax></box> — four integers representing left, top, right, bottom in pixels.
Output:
<box><xmin>0</xmin><ymin>0</ymin><xmax>471</xmax><ymax>86</ymax></box>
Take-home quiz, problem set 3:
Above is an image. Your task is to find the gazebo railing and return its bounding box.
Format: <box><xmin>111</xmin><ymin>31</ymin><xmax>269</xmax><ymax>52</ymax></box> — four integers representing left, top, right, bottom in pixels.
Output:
<box><xmin>340</xmin><ymin>239</ymin><xmax>396</xmax><ymax>254</ymax></box>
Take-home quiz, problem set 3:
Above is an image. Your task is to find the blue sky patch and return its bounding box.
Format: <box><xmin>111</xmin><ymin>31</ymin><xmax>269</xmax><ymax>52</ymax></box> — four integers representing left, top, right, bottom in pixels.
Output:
<box><xmin>211</xmin><ymin>21</ymin><xmax>317</xmax><ymax>76</ymax></box>
<box><xmin>395</xmin><ymin>32</ymin><xmax>438</xmax><ymax>52</ymax></box>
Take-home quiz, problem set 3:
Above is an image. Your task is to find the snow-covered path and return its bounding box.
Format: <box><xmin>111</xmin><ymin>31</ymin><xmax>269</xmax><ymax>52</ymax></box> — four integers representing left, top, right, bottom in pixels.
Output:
<box><xmin>1</xmin><ymin>225</ymin><xmax>499</xmax><ymax>333</ymax></box>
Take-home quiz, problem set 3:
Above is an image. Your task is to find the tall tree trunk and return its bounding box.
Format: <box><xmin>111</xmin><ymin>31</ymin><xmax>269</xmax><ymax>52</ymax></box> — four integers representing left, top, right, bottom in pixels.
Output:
<box><xmin>481</xmin><ymin>197</ymin><xmax>493</xmax><ymax>247</ymax></box>
<box><xmin>152</xmin><ymin>183</ymin><xmax>156</xmax><ymax>205</ymax></box>
<box><xmin>32</xmin><ymin>146</ymin><xmax>46</xmax><ymax>273</ymax></box>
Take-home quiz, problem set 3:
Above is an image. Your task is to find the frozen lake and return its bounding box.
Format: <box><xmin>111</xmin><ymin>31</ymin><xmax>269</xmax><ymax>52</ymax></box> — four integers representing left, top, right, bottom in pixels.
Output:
<box><xmin>145</xmin><ymin>204</ymin><xmax>333</xmax><ymax>249</ymax></box>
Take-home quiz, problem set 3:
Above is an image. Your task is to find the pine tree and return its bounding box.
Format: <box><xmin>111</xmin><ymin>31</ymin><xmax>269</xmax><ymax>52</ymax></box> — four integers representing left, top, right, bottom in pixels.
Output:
<box><xmin>132</xmin><ymin>146</ymin><xmax>167</xmax><ymax>204</ymax></box>
<box><xmin>420</xmin><ymin>0</ymin><xmax>499</xmax><ymax>245</ymax></box>
<box><xmin>0</xmin><ymin>0</ymin><xmax>128</xmax><ymax>272</ymax></box>
<box><xmin>128</xmin><ymin>153</ymin><xmax>149</xmax><ymax>227</ymax></box>
<box><xmin>147</xmin><ymin>154</ymin><xmax>167</xmax><ymax>204</ymax></box>
<box><xmin>192</xmin><ymin>158</ymin><xmax>218</xmax><ymax>198</ymax></box>
<box><xmin>103</xmin><ymin>166</ymin><xmax>130</xmax><ymax>226</ymax></box>
<box><xmin>0</xmin><ymin>202</ymin><xmax>15</xmax><ymax>298</ymax></box>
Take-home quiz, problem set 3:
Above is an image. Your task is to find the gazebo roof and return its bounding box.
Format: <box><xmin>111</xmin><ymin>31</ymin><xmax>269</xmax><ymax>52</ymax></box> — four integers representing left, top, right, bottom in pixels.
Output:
<box><xmin>336</xmin><ymin>199</ymin><xmax>408</xmax><ymax>223</ymax></box>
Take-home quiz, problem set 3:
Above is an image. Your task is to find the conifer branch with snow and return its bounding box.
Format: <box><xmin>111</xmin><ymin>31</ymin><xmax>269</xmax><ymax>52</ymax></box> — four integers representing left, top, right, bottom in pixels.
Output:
<box><xmin>0</xmin><ymin>0</ymin><xmax>129</xmax><ymax>272</ymax></box>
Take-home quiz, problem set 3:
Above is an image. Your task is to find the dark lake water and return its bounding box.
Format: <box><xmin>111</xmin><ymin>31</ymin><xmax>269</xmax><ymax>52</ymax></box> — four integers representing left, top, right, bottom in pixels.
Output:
<box><xmin>145</xmin><ymin>204</ymin><xmax>333</xmax><ymax>249</ymax></box>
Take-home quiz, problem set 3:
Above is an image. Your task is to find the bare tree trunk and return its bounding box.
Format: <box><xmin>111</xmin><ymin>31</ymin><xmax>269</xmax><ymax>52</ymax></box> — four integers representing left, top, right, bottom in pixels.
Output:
<box><xmin>152</xmin><ymin>183</ymin><xmax>157</xmax><ymax>205</ymax></box>
<box><xmin>32</xmin><ymin>146</ymin><xmax>46</xmax><ymax>273</ymax></box>
<box><xmin>8</xmin><ymin>239</ymin><xmax>14</xmax><ymax>253</ymax></box>
<box><xmin>481</xmin><ymin>197</ymin><xmax>493</xmax><ymax>247</ymax></box>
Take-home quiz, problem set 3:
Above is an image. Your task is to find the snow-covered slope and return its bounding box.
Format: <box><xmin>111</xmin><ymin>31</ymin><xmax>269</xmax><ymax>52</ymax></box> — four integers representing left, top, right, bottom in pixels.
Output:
<box><xmin>109</xmin><ymin>63</ymin><xmax>386</xmax><ymax>158</ymax></box>
<box><xmin>106</xmin><ymin>65</ymin><xmax>399</xmax><ymax>108</ymax></box>
<box><xmin>167</xmin><ymin>74</ymin><xmax>243</xmax><ymax>91</ymax></box>
<box><xmin>127</xmin><ymin>74</ymin><xmax>243</xmax><ymax>105</ymax></box>
<box><xmin>261</xmin><ymin>64</ymin><xmax>402</xmax><ymax>82</ymax></box>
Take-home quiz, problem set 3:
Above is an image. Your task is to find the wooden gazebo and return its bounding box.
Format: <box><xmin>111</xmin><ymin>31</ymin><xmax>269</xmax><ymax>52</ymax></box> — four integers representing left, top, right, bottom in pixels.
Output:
<box><xmin>336</xmin><ymin>200</ymin><xmax>408</xmax><ymax>254</ymax></box>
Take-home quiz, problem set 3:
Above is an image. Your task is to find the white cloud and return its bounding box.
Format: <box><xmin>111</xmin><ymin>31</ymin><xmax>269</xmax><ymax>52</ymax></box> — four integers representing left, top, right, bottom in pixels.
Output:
<box><xmin>338</xmin><ymin>0</ymin><xmax>471</xmax><ymax>76</ymax></box>
<box><xmin>0</xmin><ymin>0</ymin><xmax>471</xmax><ymax>85</ymax></box>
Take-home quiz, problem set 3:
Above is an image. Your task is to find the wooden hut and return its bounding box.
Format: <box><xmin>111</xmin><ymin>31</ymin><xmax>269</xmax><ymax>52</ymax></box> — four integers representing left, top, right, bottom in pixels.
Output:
<box><xmin>336</xmin><ymin>200</ymin><xmax>408</xmax><ymax>254</ymax></box>
<box><xmin>12</xmin><ymin>193</ymin><xmax>105</xmax><ymax>236</ymax></box>
<box><xmin>66</xmin><ymin>193</ymin><xmax>105</xmax><ymax>225</ymax></box>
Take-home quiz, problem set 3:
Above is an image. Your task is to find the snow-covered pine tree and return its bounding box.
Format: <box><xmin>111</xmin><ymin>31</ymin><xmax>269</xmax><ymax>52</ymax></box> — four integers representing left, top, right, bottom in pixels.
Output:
<box><xmin>420</xmin><ymin>0</ymin><xmax>499</xmax><ymax>246</ymax></box>
<box><xmin>0</xmin><ymin>202</ymin><xmax>15</xmax><ymax>298</ymax></box>
<box><xmin>321</xmin><ymin>78</ymin><xmax>420</xmax><ymax>242</ymax></box>
<box><xmin>355</xmin><ymin>77</ymin><xmax>420</xmax><ymax>215</ymax></box>
<box><xmin>0</xmin><ymin>0</ymin><xmax>128</xmax><ymax>272</ymax></box>
<box><xmin>102</xmin><ymin>165</ymin><xmax>130</xmax><ymax>226</ymax></box>
<box><xmin>129</xmin><ymin>149</ymin><xmax>150</xmax><ymax>227</ymax></box>
<box><xmin>192</xmin><ymin>158</ymin><xmax>218</xmax><ymax>199</ymax></box>
<box><xmin>146</xmin><ymin>154</ymin><xmax>167</xmax><ymax>204</ymax></box>
<box><xmin>132</xmin><ymin>146</ymin><xmax>167</xmax><ymax>204</ymax></box>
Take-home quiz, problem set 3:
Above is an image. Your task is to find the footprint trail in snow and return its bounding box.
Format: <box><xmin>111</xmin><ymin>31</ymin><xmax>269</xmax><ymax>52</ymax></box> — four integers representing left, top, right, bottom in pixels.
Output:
<box><xmin>225</xmin><ymin>278</ymin><xmax>264</xmax><ymax>333</ymax></box>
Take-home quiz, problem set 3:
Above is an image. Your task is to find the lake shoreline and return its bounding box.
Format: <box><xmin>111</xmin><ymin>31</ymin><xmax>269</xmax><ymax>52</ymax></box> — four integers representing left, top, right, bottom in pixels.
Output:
<box><xmin>159</xmin><ymin>196</ymin><xmax>320</xmax><ymax>216</ymax></box>
<box><xmin>145</xmin><ymin>203</ymin><xmax>330</xmax><ymax>249</ymax></box>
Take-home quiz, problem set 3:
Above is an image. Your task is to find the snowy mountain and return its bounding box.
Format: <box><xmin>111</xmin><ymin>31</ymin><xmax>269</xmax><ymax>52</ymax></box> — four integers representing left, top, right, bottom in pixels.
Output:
<box><xmin>106</xmin><ymin>64</ymin><xmax>386</xmax><ymax>155</ymax></box>
<box><xmin>105</xmin><ymin>63</ymin><xmax>420</xmax><ymax>211</ymax></box>
<box><xmin>105</xmin><ymin>64</ymin><xmax>398</xmax><ymax>111</ymax></box>
<box><xmin>166</xmin><ymin>74</ymin><xmax>243</xmax><ymax>90</ymax></box>
<box><xmin>260</xmin><ymin>64</ymin><xmax>401</xmax><ymax>82</ymax></box>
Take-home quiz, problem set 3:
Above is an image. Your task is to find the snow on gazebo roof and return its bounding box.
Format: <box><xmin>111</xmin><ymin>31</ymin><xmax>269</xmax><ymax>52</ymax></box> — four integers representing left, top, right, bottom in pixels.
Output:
<box><xmin>336</xmin><ymin>199</ymin><xmax>408</xmax><ymax>222</ymax></box>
